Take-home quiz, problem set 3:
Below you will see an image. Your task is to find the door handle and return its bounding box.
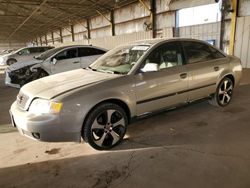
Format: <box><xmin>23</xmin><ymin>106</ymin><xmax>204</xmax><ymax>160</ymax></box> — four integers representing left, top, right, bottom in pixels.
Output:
<box><xmin>73</xmin><ymin>61</ymin><xmax>80</xmax><ymax>64</ymax></box>
<box><xmin>180</xmin><ymin>73</ymin><xmax>187</xmax><ymax>79</ymax></box>
<box><xmin>214</xmin><ymin>66</ymin><xmax>219</xmax><ymax>71</ymax></box>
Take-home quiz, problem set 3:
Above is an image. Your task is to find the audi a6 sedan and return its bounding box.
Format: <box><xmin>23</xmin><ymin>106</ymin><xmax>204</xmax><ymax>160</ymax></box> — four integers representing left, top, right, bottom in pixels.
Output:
<box><xmin>10</xmin><ymin>38</ymin><xmax>242</xmax><ymax>150</ymax></box>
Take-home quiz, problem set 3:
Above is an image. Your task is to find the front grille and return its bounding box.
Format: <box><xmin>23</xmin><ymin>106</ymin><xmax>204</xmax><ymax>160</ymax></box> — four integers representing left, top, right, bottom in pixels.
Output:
<box><xmin>16</xmin><ymin>92</ymin><xmax>29</xmax><ymax>109</ymax></box>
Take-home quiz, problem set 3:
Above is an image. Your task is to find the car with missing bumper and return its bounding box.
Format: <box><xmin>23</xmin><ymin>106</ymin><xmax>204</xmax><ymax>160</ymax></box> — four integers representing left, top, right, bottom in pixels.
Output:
<box><xmin>10</xmin><ymin>38</ymin><xmax>242</xmax><ymax>150</ymax></box>
<box><xmin>5</xmin><ymin>45</ymin><xmax>107</xmax><ymax>88</ymax></box>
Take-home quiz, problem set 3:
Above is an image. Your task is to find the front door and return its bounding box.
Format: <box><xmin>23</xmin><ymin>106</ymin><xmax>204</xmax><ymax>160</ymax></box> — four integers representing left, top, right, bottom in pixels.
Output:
<box><xmin>51</xmin><ymin>48</ymin><xmax>81</xmax><ymax>74</ymax></box>
<box><xmin>134</xmin><ymin>41</ymin><xmax>189</xmax><ymax>116</ymax></box>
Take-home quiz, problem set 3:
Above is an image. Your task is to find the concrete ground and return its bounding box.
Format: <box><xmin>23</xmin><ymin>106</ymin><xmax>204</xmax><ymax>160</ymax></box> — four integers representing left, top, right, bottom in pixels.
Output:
<box><xmin>1</xmin><ymin>70</ymin><xmax>250</xmax><ymax>188</ymax></box>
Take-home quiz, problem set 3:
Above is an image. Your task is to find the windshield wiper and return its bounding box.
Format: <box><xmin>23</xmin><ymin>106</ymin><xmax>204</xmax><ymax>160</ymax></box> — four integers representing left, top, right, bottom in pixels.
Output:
<box><xmin>85</xmin><ymin>66</ymin><xmax>97</xmax><ymax>71</ymax></box>
<box><xmin>85</xmin><ymin>66</ymin><xmax>125</xmax><ymax>75</ymax></box>
<box><xmin>97</xmin><ymin>69</ymin><xmax>125</xmax><ymax>75</ymax></box>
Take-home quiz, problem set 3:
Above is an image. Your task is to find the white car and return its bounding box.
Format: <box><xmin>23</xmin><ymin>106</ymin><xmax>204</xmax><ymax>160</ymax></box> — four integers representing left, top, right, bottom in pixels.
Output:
<box><xmin>0</xmin><ymin>46</ymin><xmax>54</xmax><ymax>66</ymax></box>
<box><xmin>5</xmin><ymin>45</ymin><xmax>107</xmax><ymax>88</ymax></box>
<box><xmin>0</xmin><ymin>49</ymin><xmax>14</xmax><ymax>56</ymax></box>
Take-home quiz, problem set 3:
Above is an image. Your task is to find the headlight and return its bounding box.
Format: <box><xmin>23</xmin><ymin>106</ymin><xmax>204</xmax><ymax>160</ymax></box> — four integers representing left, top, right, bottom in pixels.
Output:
<box><xmin>0</xmin><ymin>57</ymin><xmax>4</xmax><ymax>65</ymax></box>
<box><xmin>29</xmin><ymin>98</ymin><xmax>63</xmax><ymax>114</ymax></box>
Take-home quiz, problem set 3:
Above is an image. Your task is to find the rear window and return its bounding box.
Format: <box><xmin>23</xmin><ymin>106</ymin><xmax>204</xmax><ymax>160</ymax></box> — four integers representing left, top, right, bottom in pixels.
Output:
<box><xmin>40</xmin><ymin>47</ymin><xmax>53</xmax><ymax>52</ymax></box>
<box><xmin>29</xmin><ymin>48</ymin><xmax>40</xmax><ymax>53</ymax></box>
<box><xmin>182</xmin><ymin>41</ymin><xmax>225</xmax><ymax>64</ymax></box>
<box><xmin>29</xmin><ymin>47</ymin><xmax>53</xmax><ymax>53</ymax></box>
<box><xmin>78</xmin><ymin>47</ymin><xmax>106</xmax><ymax>57</ymax></box>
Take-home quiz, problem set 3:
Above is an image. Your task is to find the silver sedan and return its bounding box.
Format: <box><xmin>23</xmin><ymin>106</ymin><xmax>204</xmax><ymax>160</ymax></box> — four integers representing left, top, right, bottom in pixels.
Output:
<box><xmin>10</xmin><ymin>38</ymin><xmax>242</xmax><ymax>150</ymax></box>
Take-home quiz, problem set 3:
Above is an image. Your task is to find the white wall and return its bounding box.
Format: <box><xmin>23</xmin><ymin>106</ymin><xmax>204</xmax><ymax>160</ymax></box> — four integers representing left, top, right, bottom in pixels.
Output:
<box><xmin>55</xmin><ymin>31</ymin><xmax>153</xmax><ymax>50</ymax></box>
<box><xmin>0</xmin><ymin>41</ymin><xmax>26</xmax><ymax>51</ymax></box>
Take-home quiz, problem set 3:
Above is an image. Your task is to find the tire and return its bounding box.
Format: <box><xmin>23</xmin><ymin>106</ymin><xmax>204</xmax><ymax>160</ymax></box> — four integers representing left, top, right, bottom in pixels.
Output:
<box><xmin>209</xmin><ymin>77</ymin><xmax>234</xmax><ymax>107</ymax></box>
<box><xmin>7</xmin><ymin>59</ymin><xmax>17</xmax><ymax>65</ymax></box>
<box><xmin>82</xmin><ymin>103</ymin><xmax>128</xmax><ymax>150</ymax></box>
<box><xmin>37</xmin><ymin>69</ymin><xmax>48</xmax><ymax>79</ymax></box>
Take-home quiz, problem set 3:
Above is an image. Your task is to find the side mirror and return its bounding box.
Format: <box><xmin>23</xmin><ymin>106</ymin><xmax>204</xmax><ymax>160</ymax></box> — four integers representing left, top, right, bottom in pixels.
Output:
<box><xmin>18</xmin><ymin>51</ymin><xmax>22</xmax><ymax>55</ymax></box>
<box><xmin>140</xmin><ymin>63</ymin><xmax>158</xmax><ymax>73</ymax></box>
<box><xmin>51</xmin><ymin>58</ymin><xmax>57</xmax><ymax>65</ymax></box>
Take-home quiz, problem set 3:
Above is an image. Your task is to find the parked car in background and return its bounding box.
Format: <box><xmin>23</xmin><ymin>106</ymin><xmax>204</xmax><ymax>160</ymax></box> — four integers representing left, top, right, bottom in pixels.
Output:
<box><xmin>0</xmin><ymin>49</ymin><xmax>14</xmax><ymax>56</ymax></box>
<box><xmin>10</xmin><ymin>38</ymin><xmax>242</xmax><ymax>150</ymax></box>
<box><xmin>0</xmin><ymin>46</ymin><xmax>54</xmax><ymax>66</ymax></box>
<box><xmin>5</xmin><ymin>45</ymin><xmax>107</xmax><ymax>88</ymax></box>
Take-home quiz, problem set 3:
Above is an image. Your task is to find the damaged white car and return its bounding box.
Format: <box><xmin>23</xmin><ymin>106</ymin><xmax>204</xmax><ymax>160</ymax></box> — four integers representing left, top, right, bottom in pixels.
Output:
<box><xmin>5</xmin><ymin>45</ymin><xmax>107</xmax><ymax>88</ymax></box>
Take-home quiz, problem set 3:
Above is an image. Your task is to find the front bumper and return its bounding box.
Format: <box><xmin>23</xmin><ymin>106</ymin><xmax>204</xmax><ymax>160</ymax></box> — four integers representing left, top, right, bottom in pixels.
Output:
<box><xmin>5</xmin><ymin>69</ymin><xmax>20</xmax><ymax>88</ymax></box>
<box><xmin>10</xmin><ymin>101</ymin><xmax>80</xmax><ymax>142</ymax></box>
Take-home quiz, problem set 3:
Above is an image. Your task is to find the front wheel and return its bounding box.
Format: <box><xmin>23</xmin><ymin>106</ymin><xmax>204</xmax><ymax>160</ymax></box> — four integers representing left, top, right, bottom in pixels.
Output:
<box><xmin>82</xmin><ymin>103</ymin><xmax>128</xmax><ymax>150</ymax></box>
<box><xmin>209</xmin><ymin>77</ymin><xmax>234</xmax><ymax>107</ymax></box>
<box><xmin>36</xmin><ymin>69</ymin><xmax>48</xmax><ymax>79</ymax></box>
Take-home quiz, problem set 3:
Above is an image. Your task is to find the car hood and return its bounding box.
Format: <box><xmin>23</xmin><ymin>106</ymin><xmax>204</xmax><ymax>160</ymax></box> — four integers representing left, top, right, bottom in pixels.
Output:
<box><xmin>21</xmin><ymin>69</ymin><xmax>120</xmax><ymax>101</ymax></box>
<box><xmin>0</xmin><ymin>53</ymin><xmax>10</xmax><ymax>58</ymax></box>
<box><xmin>8</xmin><ymin>59</ymin><xmax>43</xmax><ymax>71</ymax></box>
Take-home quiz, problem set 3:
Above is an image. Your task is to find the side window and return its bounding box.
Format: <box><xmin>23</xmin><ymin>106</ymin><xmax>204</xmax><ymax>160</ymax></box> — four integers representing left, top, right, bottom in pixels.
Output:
<box><xmin>55</xmin><ymin>48</ymin><xmax>77</xmax><ymax>60</ymax></box>
<box><xmin>78</xmin><ymin>47</ymin><xmax>106</xmax><ymax>57</ymax></box>
<box><xmin>29</xmin><ymin>48</ymin><xmax>41</xmax><ymax>53</ymax></box>
<box><xmin>183</xmin><ymin>41</ymin><xmax>219</xmax><ymax>64</ymax></box>
<box><xmin>18</xmin><ymin>48</ymin><xmax>30</xmax><ymax>55</ymax></box>
<box><xmin>140</xmin><ymin>42</ymin><xmax>183</xmax><ymax>73</ymax></box>
<box><xmin>39</xmin><ymin>47</ymin><xmax>46</xmax><ymax>52</ymax></box>
<box><xmin>209</xmin><ymin>46</ymin><xmax>225</xmax><ymax>59</ymax></box>
<box><xmin>40</xmin><ymin>47</ymin><xmax>52</xmax><ymax>52</ymax></box>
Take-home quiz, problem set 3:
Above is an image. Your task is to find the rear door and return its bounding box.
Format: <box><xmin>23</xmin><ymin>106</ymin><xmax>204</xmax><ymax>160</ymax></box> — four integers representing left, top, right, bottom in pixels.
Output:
<box><xmin>135</xmin><ymin>41</ymin><xmax>189</xmax><ymax>115</ymax></box>
<box><xmin>78</xmin><ymin>47</ymin><xmax>106</xmax><ymax>68</ymax></box>
<box><xmin>51</xmin><ymin>48</ymin><xmax>81</xmax><ymax>74</ymax></box>
<box><xmin>182</xmin><ymin>41</ymin><xmax>227</xmax><ymax>101</ymax></box>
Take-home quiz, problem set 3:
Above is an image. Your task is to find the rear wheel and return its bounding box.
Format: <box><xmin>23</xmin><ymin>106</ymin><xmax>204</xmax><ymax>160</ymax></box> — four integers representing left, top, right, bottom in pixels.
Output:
<box><xmin>209</xmin><ymin>77</ymin><xmax>234</xmax><ymax>107</ymax></box>
<box><xmin>82</xmin><ymin>103</ymin><xmax>128</xmax><ymax>150</ymax></box>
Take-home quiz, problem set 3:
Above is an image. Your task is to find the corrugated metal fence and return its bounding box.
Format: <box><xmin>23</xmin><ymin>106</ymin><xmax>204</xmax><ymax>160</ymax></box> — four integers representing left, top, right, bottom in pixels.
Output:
<box><xmin>234</xmin><ymin>16</ymin><xmax>250</xmax><ymax>68</ymax></box>
<box><xmin>178</xmin><ymin>22</ymin><xmax>221</xmax><ymax>48</ymax></box>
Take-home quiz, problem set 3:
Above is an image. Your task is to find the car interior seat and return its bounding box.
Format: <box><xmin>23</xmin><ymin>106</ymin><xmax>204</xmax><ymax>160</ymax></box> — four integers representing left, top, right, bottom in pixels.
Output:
<box><xmin>141</xmin><ymin>52</ymin><xmax>161</xmax><ymax>72</ymax></box>
<box><xmin>159</xmin><ymin>51</ymin><xmax>178</xmax><ymax>69</ymax></box>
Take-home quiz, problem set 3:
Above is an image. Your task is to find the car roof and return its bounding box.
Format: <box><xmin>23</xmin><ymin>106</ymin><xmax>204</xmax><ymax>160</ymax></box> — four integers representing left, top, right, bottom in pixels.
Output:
<box><xmin>53</xmin><ymin>45</ymin><xmax>107</xmax><ymax>51</ymax></box>
<box><xmin>18</xmin><ymin>46</ymin><xmax>54</xmax><ymax>50</ymax></box>
<box><xmin>128</xmin><ymin>37</ymin><xmax>212</xmax><ymax>46</ymax></box>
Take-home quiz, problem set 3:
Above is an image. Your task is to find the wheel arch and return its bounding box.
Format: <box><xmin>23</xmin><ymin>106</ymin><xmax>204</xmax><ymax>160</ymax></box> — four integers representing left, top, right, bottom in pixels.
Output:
<box><xmin>225</xmin><ymin>74</ymin><xmax>235</xmax><ymax>87</ymax></box>
<box><xmin>6</xmin><ymin>58</ymin><xmax>17</xmax><ymax>65</ymax></box>
<box><xmin>81</xmin><ymin>98</ymin><xmax>132</xmax><ymax>139</ymax></box>
<box><xmin>218</xmin><ymin>73</ymin><xmax>235</xmax><ymax>87</ymax></box>
<box><xmin>83</xmin><ymin>98</ymin><xmax>131</xmax><ymax>124</ymax></box>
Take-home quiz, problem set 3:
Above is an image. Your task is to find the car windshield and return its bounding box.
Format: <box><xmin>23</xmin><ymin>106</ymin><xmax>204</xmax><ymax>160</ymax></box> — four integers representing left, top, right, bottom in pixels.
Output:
<box><xmin>34</xmin><ymin>47</ymin><xmax>65</xmax><ymax>60</ymax></box>
<box><xmin>89</xmin><ymin>44</ymin><xmax>150</xmax><ymax>74</ymax></box>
